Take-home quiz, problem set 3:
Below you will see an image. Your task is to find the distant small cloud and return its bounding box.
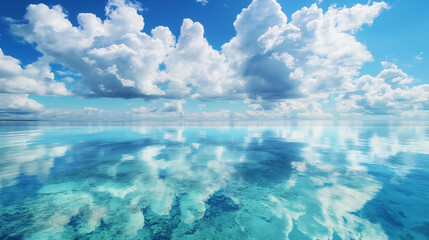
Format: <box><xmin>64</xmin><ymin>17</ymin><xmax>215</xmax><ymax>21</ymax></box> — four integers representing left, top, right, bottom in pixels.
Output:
<box><xmin>84</xmin><ymin>107</ymin><xmax>103</xmax><ymax>113</ymax></box>
<box><xmin>161</xmin><ymin>100</ymin><xmax>185</xmax><ymax>113</ymax></box>
<box><xmin>56</xmin><ymin>70</ymin><xmax>80</xmax><ymax>76</ymax></box>
<box><xmin>131</xmin><ymin>106</ymin><xmax>148</xmax><ymax>113</ymax></box>
<box><xmin>1</xmin><ymin>16</ymin><xmax>15</xmax><ymax>23</ymax></box>
<box><xmin>198</xmin><ymin>104</ymin><xmax>206</xmax><ymax>110</ymax></box>
<box><xmin>62</xmin><ymin>77</ymin><xmax>74</xmax><ymax>83</ymax></box>
<box><xmin>415</xmin><ymin>52</ymin><xmax>423</xmax><ymax>62</ymax></box>
<box><xmin>196</xmin><ymin>0</ymin><xmax>208</xmax><ymax>6</ymax></box>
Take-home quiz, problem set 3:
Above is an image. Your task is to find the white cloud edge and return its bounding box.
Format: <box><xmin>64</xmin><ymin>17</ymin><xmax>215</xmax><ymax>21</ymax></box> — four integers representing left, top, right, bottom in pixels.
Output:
<box><xmin>0</xmin><ymin>0</ymin><xmax>427</xmax><ymax>120</ymax></box>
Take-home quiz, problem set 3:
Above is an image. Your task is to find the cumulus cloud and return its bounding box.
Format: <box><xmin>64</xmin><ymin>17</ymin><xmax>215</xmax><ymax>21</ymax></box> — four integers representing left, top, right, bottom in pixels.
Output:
<box><xmin>245</xmin><ymin>98</ymin><xmax>332</xmax><ymax>119</ymax></box>
<box><xmin>0</xmin><ymin>49</ymin><xmax>69</xmax><ymax>96</ymax></box>
<box><xmin>3</xmin><ymin>0</ymin><xmax>428</xmax><ymax>119</ymax></box>
<box><xmin>163</xmin><ymin>19</ymin><xmax>242</xmax><ymax>100</ymax></box>
<box><xmin>10</xmin><ymin>0</ymin><xmax>239</xmax><ymax>100</ymax></box>
<box><xmin>0</xmin><ymin>94</ymin><xmax>44</xmax><ymax>114</ymax></box>
<box><xmin>335</xmin><ymin>62</ymin><xmax>429</xmax><ymax>117</ymax></box>
<box><xmin>12</xmin><ymin>1</ymin><xmax>169</xmax><ymax>98</ymax></box>
<box><xmin>0</xmin><ymin>94</ymin><xmax>44</xmax><ymax>119</ymax></box>
<box><xmin>160</xmin><ymin>100</ymin><xmax>185</xmax><ymax>113</ymax></box>
<box><xmin>9</xmin><ymin>0</ymin><xmax>388</xmax><ymax>102</ymax></box>
<box><xmin>222</xmin><ymin>0</ymin><xmax>388</xmax><ymax>100</ymax></box>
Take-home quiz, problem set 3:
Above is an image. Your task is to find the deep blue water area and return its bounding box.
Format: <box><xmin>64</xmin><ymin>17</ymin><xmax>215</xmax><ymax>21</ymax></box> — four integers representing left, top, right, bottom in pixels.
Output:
<box><xmin>0</xmin><ymin>121</ymin><xmax>428</xmax><ymax>239</ymax></box>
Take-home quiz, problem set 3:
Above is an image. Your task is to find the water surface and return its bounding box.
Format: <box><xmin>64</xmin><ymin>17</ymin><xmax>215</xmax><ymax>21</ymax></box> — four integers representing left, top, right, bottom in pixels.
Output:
<box><xmin>0</xmin><ymin>121</ymin><xmax>428</xmax><ymax>239</ymax></box>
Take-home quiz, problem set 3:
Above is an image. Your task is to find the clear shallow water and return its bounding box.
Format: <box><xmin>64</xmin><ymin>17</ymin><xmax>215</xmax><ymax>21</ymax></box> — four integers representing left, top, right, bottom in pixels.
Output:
<box><xmin>0</xmin><ymin>122</ymin><xmax>428</xmax><ymax>240</ymax></box>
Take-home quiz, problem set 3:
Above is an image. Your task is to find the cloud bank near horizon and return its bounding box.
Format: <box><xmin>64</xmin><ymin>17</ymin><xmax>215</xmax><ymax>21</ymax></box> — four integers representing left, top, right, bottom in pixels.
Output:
<box><xmin>0</xmin><ymin>0</ymin><xmax>428</xmax><ymax>120</ymax></box>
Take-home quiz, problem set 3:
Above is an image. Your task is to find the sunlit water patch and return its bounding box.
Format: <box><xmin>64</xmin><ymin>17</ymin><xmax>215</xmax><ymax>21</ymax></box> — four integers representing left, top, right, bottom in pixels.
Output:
<box><xmin>0</xmin><ymin>122</ymin><xmax>428</xmax><ymax>239</ymax></box>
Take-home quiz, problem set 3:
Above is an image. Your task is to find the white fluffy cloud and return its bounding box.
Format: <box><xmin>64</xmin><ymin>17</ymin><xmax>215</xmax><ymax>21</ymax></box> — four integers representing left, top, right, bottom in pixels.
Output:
<box><xmin>222</xmin><ymin>0</ymin><xmax>388</xmax><ymax>100</ymax></box>
<box><xmin>11</xmin><ymin>0</ymin><xmax>238</xmax><ymax>100</ymax></box>
<box><xmin>336</xmin><ymin>62</ymin><xmax>429</xmax><ymax>117</ymax></box>
<box><xmin>12</xmin><ymin>0</ymin><xmax>166</xmax><ymax>98</ymax></box>
<box><xmin>163</xmin><ymin>19</ymin><xmax>242</xmax><ymax>100</ymax></box>
<box><xmin>0</xmin><ymin>49</ymin><xmax>69</xmax><ymax>96</ymax></box>
<box><xmin>0</xmin><ymin>94</ymin><xmax>44</xmax><ymax>118</ymax></box>
<box><xmin>245</xmin><ymin>98</ymin><xmax>332</xmax><ymax>119</ymax></box>
<box><xmin>160</xmin><ymin>100</ymin><xmax>185</xmax><ymax>113</ymax></box>
<box><xmin>2</xmin><ymin>0</ymin><xmax>427</xmax><ymax>119</ymax></box>
<box><xmin>10</xmin><ymin>0</ymin><xmax>388</xmax><ymax>101</ymax></box>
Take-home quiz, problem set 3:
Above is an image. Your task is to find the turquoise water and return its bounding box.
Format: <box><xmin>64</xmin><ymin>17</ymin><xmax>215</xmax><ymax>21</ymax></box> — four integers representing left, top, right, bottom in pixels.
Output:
<box><xmin>0</xmin><ymin>122</ymin><xmax>428</xmax><ymax>240</ymax></box>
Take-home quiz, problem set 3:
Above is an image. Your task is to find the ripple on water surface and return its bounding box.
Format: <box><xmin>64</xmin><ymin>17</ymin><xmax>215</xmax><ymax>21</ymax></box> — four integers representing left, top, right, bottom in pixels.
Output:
<box><xmin>0</xmin><ymin>123</ymin><xmax>428</xmax><ymax>239</ymax></box>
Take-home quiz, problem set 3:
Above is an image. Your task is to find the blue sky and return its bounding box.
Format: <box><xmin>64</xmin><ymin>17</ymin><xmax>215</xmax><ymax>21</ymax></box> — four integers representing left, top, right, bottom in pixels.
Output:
<box><xmin>0</xmin><ymin>0</ymin><xmax>428</xmax><ymax>120</ymax></box>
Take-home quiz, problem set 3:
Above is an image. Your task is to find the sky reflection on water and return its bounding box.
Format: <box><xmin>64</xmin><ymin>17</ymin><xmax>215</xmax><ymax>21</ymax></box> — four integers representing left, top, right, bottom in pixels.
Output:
<box><xmin>0</xmin><ymin>122</ymin><xmax>428</xmax><ymax>239</ymax></box>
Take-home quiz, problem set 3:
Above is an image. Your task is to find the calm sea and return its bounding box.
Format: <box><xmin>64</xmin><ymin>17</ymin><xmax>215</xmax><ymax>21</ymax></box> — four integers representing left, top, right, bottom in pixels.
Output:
<box><xmin>0</xmin><ymin>121</ymin><xmax>428</xmax><ymax>239</ymax></box>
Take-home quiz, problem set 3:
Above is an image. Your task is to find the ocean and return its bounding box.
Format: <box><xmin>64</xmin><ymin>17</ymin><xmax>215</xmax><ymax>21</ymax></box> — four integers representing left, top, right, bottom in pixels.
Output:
<box><xmin>0</xmin><ymin>121</ymin><xmax>428</xmax><ymax>239</ymax></box>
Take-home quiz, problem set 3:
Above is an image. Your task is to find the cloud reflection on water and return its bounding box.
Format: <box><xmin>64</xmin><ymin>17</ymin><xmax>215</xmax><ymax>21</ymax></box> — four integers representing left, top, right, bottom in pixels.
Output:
<box><xmin>0</xmin><ymin>123</ymin><xmax>428</xmax><ymax>239</ymax></box>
